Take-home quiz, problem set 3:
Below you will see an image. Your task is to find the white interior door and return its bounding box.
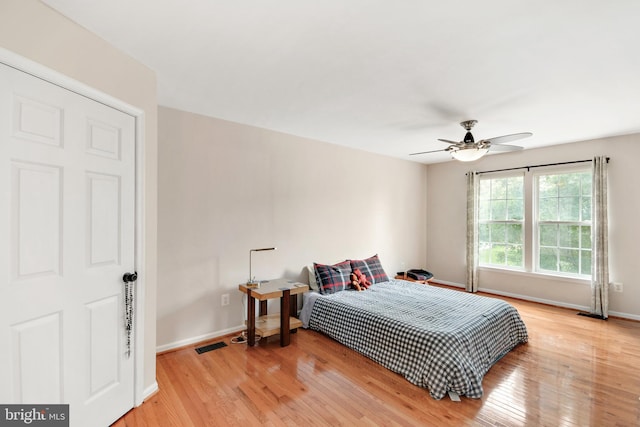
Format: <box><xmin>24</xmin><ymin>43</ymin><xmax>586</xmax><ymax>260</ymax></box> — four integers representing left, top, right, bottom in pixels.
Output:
<box><xmin>0</xmin><ymin>62</ymin><xmax>136</xmax><ymax>426</ymax></box>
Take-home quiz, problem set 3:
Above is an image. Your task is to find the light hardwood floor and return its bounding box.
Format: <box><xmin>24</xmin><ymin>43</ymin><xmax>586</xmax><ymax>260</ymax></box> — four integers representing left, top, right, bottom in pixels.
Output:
<box><xmin>113</xmin><ymin>289</ymin><xmax>640</xmax><ymax>426</ymax></box>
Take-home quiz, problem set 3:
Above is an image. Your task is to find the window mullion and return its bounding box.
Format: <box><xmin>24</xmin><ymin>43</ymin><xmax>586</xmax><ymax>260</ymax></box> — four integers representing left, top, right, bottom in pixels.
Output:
<box><xmin>524</xmin><ymin>171</ymin><xmax>534</xmax><ymax>272</ymax></box>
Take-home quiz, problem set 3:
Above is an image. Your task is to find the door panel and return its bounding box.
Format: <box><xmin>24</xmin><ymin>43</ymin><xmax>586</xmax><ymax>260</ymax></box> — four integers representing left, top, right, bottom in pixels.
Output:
<box><xmin>86</xmin><ymin>118</ymin><xmax>121</xmax><ymax>160</ymax></box>
<box><xmin>0</xmin><ymin>62</ymin><xmax>136</xmax><ymax>427</ymax></box>
<box><xmin>11</xmin><ymin>161</ymin><xmax>62</xmax><ymax>279</ymax></box>
<box><xmin>87</xmin><ymin>172</ymin><xmax>121</xmax><ymax>267</ymax></box>
<box><xmin>12</xmin><ymin>94</ymin><xmax>63</xmax><ymax>147</ymax></box>
<box><xmin>86</xmin><ymin>295</ymin><xmax>120</xmax><ymax>399</ymax></box>
<box><xmin>11</xmin><ymin>312</ymin><xmax>63</xmax><ymax>403</ymax></box>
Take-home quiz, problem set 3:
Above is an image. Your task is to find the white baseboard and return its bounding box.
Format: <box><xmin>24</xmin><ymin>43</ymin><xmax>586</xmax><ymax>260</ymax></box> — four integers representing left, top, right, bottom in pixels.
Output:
<box><xmin>477</xmin><ymin>287</ymin><xmax>590</xmax><ymax>312</ymax></box>
<box><xmin>140</xmin><ymin>382</ymin><xmax>159</xmax><ymax>404</ymax></box>
<box><xmin>434</xmin><ymin>280</ymin><xmax>640</xmax><ymax>321</ymax></box>
<box><xmin>608</xmin><ymin>310</ymin><xmax>640</xmax><ymax>321</ymax></box>
<box><xmin>433</xmin><ymin>279</ymin><xmax>464</xmax><ymax>288</ymax></box>
<box><xmin>156</xmin><ymin>325</ymin><xmax>245</xmax><ymax>353</ymax></box>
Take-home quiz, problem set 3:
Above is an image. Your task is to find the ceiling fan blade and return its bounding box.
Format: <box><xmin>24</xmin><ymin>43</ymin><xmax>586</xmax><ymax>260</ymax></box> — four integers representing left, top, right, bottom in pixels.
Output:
<box><xmin>437</xmin><ymin>138</ymin><xmax>460</xmax><ymax>145</ymax></box>
<box><xmin>409</xmin><ymin>148</ymin><xmax>448</xmax><ymax>156</ymax></box>
<box><xmin>485</xmin><ymin>132</ymin><xmax>532</xmax><ymax>145</ymax></box>
<box><xmin>490</xmin><ymin>144</ymin><xmax>523</xmax><ymax>152</ymax></box>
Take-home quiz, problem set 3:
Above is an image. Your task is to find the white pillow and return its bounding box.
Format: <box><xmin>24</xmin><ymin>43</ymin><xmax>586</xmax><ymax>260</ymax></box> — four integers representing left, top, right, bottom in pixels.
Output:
<box><xmin>306</xmin><ymin>264</ymin><xmax>319</xmax><ymax>292</ymax></box>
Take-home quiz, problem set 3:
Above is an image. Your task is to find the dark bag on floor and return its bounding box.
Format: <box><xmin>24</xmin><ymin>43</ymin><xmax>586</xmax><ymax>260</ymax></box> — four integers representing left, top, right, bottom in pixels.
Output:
<box><xmin>406</xmin><ymin>269</ymin><xmax>433</xmax><ymax>281</ymax></box>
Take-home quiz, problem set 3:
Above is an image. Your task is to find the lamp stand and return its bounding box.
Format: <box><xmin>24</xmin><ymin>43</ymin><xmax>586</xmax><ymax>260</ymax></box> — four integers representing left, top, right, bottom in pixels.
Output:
<box><xmin>247</xmin><ymin>247</ymin><xmax>276</xmax><ymax>288</ymax></box>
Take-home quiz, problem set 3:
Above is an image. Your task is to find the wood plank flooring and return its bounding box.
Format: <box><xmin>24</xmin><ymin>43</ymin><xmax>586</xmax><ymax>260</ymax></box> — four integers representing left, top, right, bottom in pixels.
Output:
<box><xmin>113</xmin><ymin>289</ymin><xmax>640</xmax><ymax>426</ymax></box>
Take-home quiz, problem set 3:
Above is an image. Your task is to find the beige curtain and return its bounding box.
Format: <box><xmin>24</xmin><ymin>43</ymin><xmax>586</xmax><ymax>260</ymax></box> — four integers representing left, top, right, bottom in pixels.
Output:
<box><xmin>590</xmin><ymin>156</ymin><xmax>609</xmax><ymax>318</ymax></box>
<box><xmin>466</xmin><ymin>172</ymin><xmax>479</xmax><ymax>292</ymax></box>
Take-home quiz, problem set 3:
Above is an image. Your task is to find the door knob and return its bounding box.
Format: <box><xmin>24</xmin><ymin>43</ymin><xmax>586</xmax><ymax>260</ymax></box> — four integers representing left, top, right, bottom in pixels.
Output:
<box><xmin>122</xmin><ymin>272</ymin><xmax>138</xmax><ymax>283</ymax></box>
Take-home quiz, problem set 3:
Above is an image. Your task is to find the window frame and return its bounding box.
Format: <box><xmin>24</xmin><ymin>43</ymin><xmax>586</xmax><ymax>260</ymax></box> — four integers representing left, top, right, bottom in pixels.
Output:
<box><xmin>532</xmin><ymin>166</ymin><xmax>592</xmax><ymax>279</ymax></box>
<box><xmin>477</xmin><ymin>165</ymin><xmax>592</xmax><ymax>282</ymax></box>
<box><xmin>477</xmin><ymin>172</ymin><xmax>526</xmax><ymax>272</ymax></box>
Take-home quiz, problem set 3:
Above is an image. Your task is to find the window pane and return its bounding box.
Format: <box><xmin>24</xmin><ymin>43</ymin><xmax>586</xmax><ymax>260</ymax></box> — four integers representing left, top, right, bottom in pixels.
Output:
<box><xmin>539</xmin><ymin>198</ymin><xmax>558</xmax><ymax>221</ymax></box>
<box><xmin>580</xmin><ymin>250</ymin><xmax>592</xmax><ymax>275</ymax></box>
<box><xmin>490</xmin><ymin>244</ymin><xmax>506</xmax><ymax>264</ymax></box>
<box><xmin>559</xmin><ymin>196</ymin><xmax>580</xmax><ymax>221</ymax></box>
<box><xmin>491</xmin><ymin>200</ymin><xmax>507</xmax><ymax>220</ymax></box>
<box><xmin>479</xmin><ymin>179</ymin><xmax>491</xmax><ymax>199</ymax></box>
<box><xmin>506</xmin><ymin>244</ymin><xmax>523</xmax><ymax>267</ymax></box>
<box><xmin>490</xmin><ymin>223</ymin><xmax>506</xmax><ymax>242</ymax></box>
<box><xmin>507</xmin><ymin>199</ymin><xmax>524</xmax><ymax>220</ymax></box>
<box><xmin>559</xmin><ymin>174</ymin><xmax>581</xmax><ymax>196</ymax></box>
<box><xmin>478</xmin><ymin>200</ymin><xmax>490</xmax><ymax>221</ymax></box>
<box><xmin>558</xmin><ymin>224</ymin><xmax>579</xmax><ymax>248</ymax></box>
<box><xmin>479</xmin><ymin>223</ymin><xmax>490</xmax><ymax>242</ymax></box>
<box><xmin>581</xmin><ymin>226</ymin><xmax>591</xmax><ymax>249</ymax></box>
<box><xmin>507</xmin><ymin>177</ymin><xmax>523</xmax><ymax>198</ymax></box>
<box><xmin>540</xmin><ymin>224</ymin><xmax>557</xmax><ymax>246</ymax></box>
<box><xmin>492</xmin><ymin>179</ymin><xmax>507</xmax><ymax>199</ymax></box>
<box><xmin>539</xmin><ymin>247</ymin><xmax>558</xmax><ymax>271</ymax></box>
<box><xmin>538</xmin><ymin>176</ymin><xmax>558</xmax><ymax>198</ymax></box>
<box><xmin>581</xmin><ymin>173</ymin><xmax>592</xmax><ymax>196</ymax></box>
<box><xmin>581</xmin><ymin>196</ymin><xmax>591</xmax><ymax>221</ymax></box>
<box><xmin>506</xmin><ymin>224</ymin><xmax>522</xmax><ymax>244</ymax></box>
<box><xmin>559</xmin><ymin>248</ymin><xmax>579</xmax><ymax>273</ymax></box>
<box><xmin>479</xmin><ymin>244</ymin><xmax>491</xmax><ymax>264</ymax></box>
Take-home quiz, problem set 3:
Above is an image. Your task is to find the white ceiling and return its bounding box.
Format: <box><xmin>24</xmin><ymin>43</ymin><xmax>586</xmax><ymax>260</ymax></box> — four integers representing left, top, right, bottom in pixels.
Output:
<box><xmin>42</xmin><ymin>0</ymin><xmax>640</xmax><ymax>164</ymax></box>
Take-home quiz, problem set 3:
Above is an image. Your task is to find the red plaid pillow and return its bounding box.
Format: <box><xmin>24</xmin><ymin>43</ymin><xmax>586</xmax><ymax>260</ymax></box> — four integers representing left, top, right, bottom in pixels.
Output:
<box><xmin>314</xmin><ymin>261</ymin><xmax>352</xmax><ymax>294</ymax></box>
<box><xmin>349</xmin><ymin>254</ymin><xmax>389</xmax><ymax>284</ymax></box>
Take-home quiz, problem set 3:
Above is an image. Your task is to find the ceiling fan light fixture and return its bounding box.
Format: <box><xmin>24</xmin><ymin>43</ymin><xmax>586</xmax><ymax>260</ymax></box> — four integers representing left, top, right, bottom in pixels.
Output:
<box><xmin>450</xmin><ymin>147</ymin><xmax>488</xmax><ymax>162</ymax></box>
<box><xmin>408</xmin><ymin>120</ymin><xmax>531</xmax><ymax>160</ymax></box>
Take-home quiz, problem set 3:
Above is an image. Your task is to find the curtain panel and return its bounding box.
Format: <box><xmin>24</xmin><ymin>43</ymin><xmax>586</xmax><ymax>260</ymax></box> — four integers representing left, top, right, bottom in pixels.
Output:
<box><xmin>466</xmin><ymin>172</ymin><xmax>479</xmax><ymax>292</ymax></box>
<box><xmin>591</xmin><ymin>156</ymin><xmax>609</xmax><ymax>318</ymax></box>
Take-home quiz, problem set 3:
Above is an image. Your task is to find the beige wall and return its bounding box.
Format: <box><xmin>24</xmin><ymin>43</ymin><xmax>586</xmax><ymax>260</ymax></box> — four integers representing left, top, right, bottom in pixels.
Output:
<box><xmin>157</xmin><ymin>106</ymin><xmax>427</xmax><ymax>349</ymax></box>
<box><xmin>0</xmin><ymin>0</ymin><xmax>158</xmax><ymax>392</ymax></box>
<box><xmin>4</xmin><ymin>0</ymin><xmax>634</xmax><ymax>382</ymax></box>
<box><xmin>427</xmin><ymin>133</ymin><xmax>640</xmax><ymax>318</ymax></box>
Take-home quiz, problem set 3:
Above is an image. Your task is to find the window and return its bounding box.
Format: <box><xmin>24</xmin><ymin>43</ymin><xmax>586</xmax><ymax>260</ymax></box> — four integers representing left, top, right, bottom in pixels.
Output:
<box><xmin>478</xmin><ymin>167</ymin><xmax>592</xmax><ymax>279</ymax></box>
<box><xmin>536</xmin><ymin>170</ymin><xmax>592</xmax><ymax>277</ymax></box>
<box><xmin>478</xmin><ymin>175</ymin><xmax>524</xmax><ymax>269</ymax></box>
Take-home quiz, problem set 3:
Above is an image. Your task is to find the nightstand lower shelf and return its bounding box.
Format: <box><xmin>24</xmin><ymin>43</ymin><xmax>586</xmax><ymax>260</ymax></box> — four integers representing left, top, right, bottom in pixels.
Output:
<box><xmin>246</xmin><ymin>313</ymin><xmax>303</xmax><ymax>338</ymax></box>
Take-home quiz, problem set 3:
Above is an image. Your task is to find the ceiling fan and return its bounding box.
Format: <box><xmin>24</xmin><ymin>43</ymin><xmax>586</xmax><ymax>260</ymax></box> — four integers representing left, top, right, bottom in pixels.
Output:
<box><xmin>410</xmin><ymin>120</ymin><xmax>532</xmax><ymax>162</ymax></box>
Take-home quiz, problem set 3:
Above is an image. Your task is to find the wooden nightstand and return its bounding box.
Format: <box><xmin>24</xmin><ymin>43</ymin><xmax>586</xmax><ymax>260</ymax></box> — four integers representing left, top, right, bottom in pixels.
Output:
<box><xmin>395</xmin><ymin>274</ymin><xmax>434</xmax><ymax>284</ymax></box>
<box><xmin>238</xmin><ymin>278</ymin><xmax>309</xmax><ymax>347</ymax></box>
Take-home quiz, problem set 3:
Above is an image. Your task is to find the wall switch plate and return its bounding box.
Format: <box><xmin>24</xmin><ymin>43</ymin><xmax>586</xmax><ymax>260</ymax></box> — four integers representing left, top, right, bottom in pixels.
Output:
<box><xmin>612</xmin><ymin>282</ymin><xmax>623</xmax><ymax>293</ymax></box>
<box><xmin>221</xmin><ymin>293</ymin><xmax>230</xmax><ymax>306</ymax></box>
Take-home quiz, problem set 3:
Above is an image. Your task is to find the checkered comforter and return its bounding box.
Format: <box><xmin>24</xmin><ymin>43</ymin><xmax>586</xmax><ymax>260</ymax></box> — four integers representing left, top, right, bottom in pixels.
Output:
<box><xmin>307</xmin><ymin>280</ymin><xmax>528</xmax><ymax>399</ymax></box>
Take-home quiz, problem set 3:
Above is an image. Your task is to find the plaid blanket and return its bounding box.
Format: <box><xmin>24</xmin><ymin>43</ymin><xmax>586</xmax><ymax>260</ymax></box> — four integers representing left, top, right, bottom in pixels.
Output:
<box><xmin>307</xmin><ymin>280</ymin><xmax>528</xmax><ymax>399</ymax></box>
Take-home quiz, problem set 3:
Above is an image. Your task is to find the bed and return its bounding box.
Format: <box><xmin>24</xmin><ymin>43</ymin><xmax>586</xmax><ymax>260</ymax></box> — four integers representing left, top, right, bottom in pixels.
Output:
<box><xmin>299</xmin><ymin>278</ymin><xmax>528</xmax><ymax>400</ymax></box>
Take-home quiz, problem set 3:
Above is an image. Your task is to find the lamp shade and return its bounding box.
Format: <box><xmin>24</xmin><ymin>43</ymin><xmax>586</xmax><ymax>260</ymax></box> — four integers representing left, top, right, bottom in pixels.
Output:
<box><xmin>251</xmin><ymin>247</ymin><xmax>276</xmax><ymax>252</ymax></box>
<box><xmin>451</xmin><ymin>147</ymin><xmax>488</xmax><ymax>162</ymax></box>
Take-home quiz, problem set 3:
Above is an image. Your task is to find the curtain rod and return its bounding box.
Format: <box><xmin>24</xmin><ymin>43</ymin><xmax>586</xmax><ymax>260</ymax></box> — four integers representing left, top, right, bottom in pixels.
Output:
<box><xmin>474</xmin><ymin>157</ymin><xmax>610</xmax><ymax>175</ymax></box>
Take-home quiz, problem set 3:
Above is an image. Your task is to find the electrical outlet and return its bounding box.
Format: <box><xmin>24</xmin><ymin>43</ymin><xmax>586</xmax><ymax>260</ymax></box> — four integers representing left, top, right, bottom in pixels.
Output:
<box><xmin>612</xmin><ymin>282</ymin><xmax>623</xmax><ymax>293</ymax></box>
<box><xmin>221</xmin><ymin>293</ymin><xmax>230</xmax><ymax>306</ymax></box>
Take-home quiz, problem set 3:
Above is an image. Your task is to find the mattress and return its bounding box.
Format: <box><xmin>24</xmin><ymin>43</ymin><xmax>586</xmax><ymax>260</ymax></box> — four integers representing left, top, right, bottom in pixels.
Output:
<box><xmin>301</xmin><ymin>280</ymin><xmax>528</xmax><ymax>399</ymax></box>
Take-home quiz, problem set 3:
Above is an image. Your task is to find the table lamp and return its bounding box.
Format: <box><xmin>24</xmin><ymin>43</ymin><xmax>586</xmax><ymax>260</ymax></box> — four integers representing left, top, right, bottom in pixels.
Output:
<box><xmin>247</xmin><ymin>247</ymin><xmax>276</xmax><ymax>288</ymax></box>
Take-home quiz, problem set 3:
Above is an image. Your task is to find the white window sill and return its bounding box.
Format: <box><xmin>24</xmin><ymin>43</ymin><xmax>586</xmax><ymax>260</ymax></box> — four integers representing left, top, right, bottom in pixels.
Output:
<box><xmin>478</xmin><ymin>266</ymin><xmax>591</xmax><ymax>286</ymax></box>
